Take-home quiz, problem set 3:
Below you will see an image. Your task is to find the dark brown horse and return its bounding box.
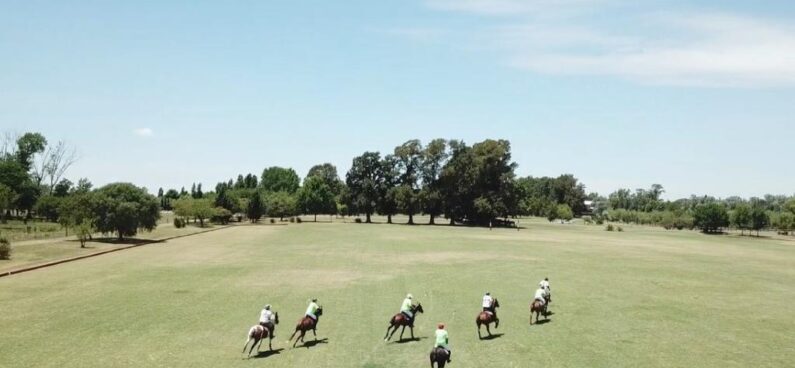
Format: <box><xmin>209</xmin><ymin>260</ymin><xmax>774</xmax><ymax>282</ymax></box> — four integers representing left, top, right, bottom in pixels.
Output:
<box><xmin>430</xmin><ymin>347</ymin><xmax>450</xmax><ymax>368</ymax></box>
<box><xmin>289</xmin><ymin>307</ymin><xmax>323</xmax><ymax>347</ymax></box>
<box><xmin>243</xmin><ymin>312</ymin><xmax>279</xmax><ymax>357</ymax></box>
<box><xmin>530</xmin><ymin>299</ymin><xmax>547</xmax><ymax>325</ymax></box>
<box><xmin>383</xmin><ymin>303</ymin><xmax>424</xmax><ymax>341</ymax></box>
<box><xmin>476</xmin><ymin>298</ymin><xmax>500</xmax><ymax>339</ymax></box>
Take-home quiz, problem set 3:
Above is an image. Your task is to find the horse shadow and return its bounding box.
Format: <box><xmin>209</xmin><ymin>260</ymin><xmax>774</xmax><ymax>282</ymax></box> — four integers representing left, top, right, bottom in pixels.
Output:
<box><xmin>480</xmin><ymin>333</ymin><xmax>504</xmax><ymax>341</ymax></box>
<box><xmin>535</xmin><ymin>319</ymin><xmax>552</xmax><ymax>325</ymax></box>
<box><xmin>301</xmin><ymin>338</ymin><xmax>329</xmax><ymax>349</ymax></box>
<box><xmin>393</xmin><ymin>336</ymin><xmax>426</xmax><ymax>344</ymax></box>
<box><xmin>545</xmin><ymin>311</ymin><xmax>555</xmax><ymax>316</ymax></box>
<box><xmin>252</xmin><ymin>348</ymin><xmax>284</xmax><ymax>359</ymax></box>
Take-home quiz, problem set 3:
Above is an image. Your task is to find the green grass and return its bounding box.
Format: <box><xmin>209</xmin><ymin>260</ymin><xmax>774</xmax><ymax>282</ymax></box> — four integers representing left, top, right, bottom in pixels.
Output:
<box><xmin>0</xmin><ymin>222</ymin><xmax>223</xmax><ymax>273</ymax></box>
<box><xmin>0</xmin><ymin>219</ymin><xmax>793</xmax><ymax>367</ymax></box>
<box><xmin>0</xmin><ymin>220</ymin><xmax>63</xmax><ymax>242</ymax></box>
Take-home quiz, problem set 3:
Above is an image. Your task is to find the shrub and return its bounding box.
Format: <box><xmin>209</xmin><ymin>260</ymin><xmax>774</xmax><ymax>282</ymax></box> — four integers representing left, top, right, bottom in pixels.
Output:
<box><xmin>289</xmin><ymin>217</ymin><xmax>295</xmax><ymax>223</ymax></box>
<box><xmin>270</xmin><ymin>218</ymin><xmax>275</xmax><ymax>224</ymax></box>
<box><xmin>355</xmin><ymin>218</ymin><xmax>362</xmax><ymax>223</ymax></box>
<box><xmin>617</xmin><ymin>226</ymin><xmax>624</xmax><ymax>232</ymax></box>
<box><xmin>173</xmin><ymin>218</ymin><xmax>183</xmax><ymax>228</ymax></box>
<box><xmin>605</xmin><ymin>224</ymin><xmax>614</xmax><ymax>232</ymax></box>
<box><xmin>0</xmin><ymin>237</ymin><xmax>11</xmax><ymax>260</ymax></box>
<box><xmin>296</xmin><ymin>217</ymin><xmax>302</xmax><ymax>223</ymax></box>
<box><xmin>236</xmin><ymin>214</ymin><xmax>243</xmax><ymax>222</ymax></box>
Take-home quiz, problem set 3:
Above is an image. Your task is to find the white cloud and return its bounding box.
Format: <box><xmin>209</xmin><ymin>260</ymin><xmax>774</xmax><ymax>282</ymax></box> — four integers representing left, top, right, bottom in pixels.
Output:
<box><xmin>133</xmin><ymin>128</ymin><xmax>153</xmax><ymax>137</ymax></box>
<box><xmin>417</xmin><ymin>2</ymin><xmax>795</xmax><ymax>87</ymax></box>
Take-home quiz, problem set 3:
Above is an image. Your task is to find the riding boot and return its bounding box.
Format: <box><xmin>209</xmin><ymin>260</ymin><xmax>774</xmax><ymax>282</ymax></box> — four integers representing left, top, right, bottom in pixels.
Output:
<box><xmin>447</xmin><ymin>349</ymin><xmax>452</xmax><ymax>363</ymax></box>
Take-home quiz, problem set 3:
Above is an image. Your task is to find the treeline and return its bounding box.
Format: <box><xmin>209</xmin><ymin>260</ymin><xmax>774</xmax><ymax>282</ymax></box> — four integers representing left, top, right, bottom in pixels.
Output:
<box><xmin>0</xmin><ymin>132</ymin><xmax>160</xmax><ymax>244</ymax></box>
<box><xmin>160</xmin><ymin>139</ymin><xmax>590</xmax><ymax>227</ymax></box>
<box><xmin>593</xmin><ymin>187</ymin><xmax>795</xmax><ymax>235</ymax></box>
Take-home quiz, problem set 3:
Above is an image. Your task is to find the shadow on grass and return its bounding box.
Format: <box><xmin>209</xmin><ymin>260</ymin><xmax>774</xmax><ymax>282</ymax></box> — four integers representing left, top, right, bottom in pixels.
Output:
<box><xmin>392</xmin><ymin>336</ymin><xmax>427</xmax><ymax>344</ymax></box>
<box><xmin>479</xmin><ymin>333</ymin><xmax>504</xmax><ymax>341</ymax></box>
<box><xmin>533</xmin><ymin>319</ymin><xmax>552</xmax><ymax>325</ymax></box>
<box><xmin>252</xmin><ymin>348</ymin><xmax>284</xmax><ymax>359</ymax></box>
<box><xmin>300</xmin><ymin>338</ymin><xmax>328</xmax><ymax>349</ymax></box>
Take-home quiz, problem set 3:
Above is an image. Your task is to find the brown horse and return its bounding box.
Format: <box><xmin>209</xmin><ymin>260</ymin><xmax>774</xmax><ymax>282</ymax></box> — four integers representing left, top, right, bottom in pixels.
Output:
<box><xmin>476</xmin><ymin>298</ymin><xmax>500</xmax><ymax>339</ymax></box>
<box><xmin>530</xmin><ymin>299</ymin><xmax>547</xmax><ymax>325</ymax></box>
<box><xmin>430</xmin><ymin>346</ymin><xmax>450</xmax><ymax>368</ymax></box>
<box><xmin>289</xmin><ymin>307</ymin><xmax>323</xmax><ymax>347</ymax></box>
<box><xmin>383</xmin><ymin>303</ymin><xmax>424</xmax><ymax>342</ymax></box>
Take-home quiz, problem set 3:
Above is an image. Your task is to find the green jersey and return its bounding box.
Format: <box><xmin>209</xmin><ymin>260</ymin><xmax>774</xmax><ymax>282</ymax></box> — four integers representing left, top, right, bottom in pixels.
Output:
<box><xmin>306</xmin><ymin>302</ymin><xmax>319</xmax><ymax>316</ymax></box>
<box><xmin>435</xmin><ymin>329</ymin><xmax>448</xmax><ymax>347</ymax></box>
<box><xmin>401</xmin><ymin>298</ymin><xmax>413</xmax><ymax>312</ymax></box>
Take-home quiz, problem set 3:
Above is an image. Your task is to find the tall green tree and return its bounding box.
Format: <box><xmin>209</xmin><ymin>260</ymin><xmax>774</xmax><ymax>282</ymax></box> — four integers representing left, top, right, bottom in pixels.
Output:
<box><xmin>261</xmin><ymin>167</ymin><xmax>300</xmax><ymax>194</ymax></box>
<box><xmin>307</xmin><ymin>163</ymin><xmax>343</xmax><ymax>195</ymax></box>
<box><xmin>91</xmin><ymin>183</ymin><xmax>160</xmax><ymax>240</ymax></box>
<box><xmin>377</xmin><ymin>155</ymin><xmax>400</xmax><ymax>223</ymax></box>
<box><xmin>693</xmin><ymin>203</ymin><xmax>729</xmax><ymax>234</ymax></box>
<box><xmin>14</xmin><ymin>132</ymin><xmax>47</xmax><ymax>171</ymax></box>
<box><xmin>265</xmin><ymin>191</ymin><xmax>297</xmax><ymax>221</ymax></box>
<box><xmin>749</xmin><ymin>207</ymin><xmax>769</xmax><ymax>237</ymax></box>
<box><xmin>346</xmin><ymin>152</ymin><xmax>383</xmax><ymax>223</ymax></box>
<box><xmin>731</xmin><ymin>204</ymin><xmax>752</xmax><ymax>235</ymax></box>
<box><xmin>297</xmin><ymin>175</ymin><xmax>336</xmax><ymax>221</ymax></box>
<box><xmin>0</xmin><ymin>184</ymin><xmax>16</xmax><ymax>223</ymax></box>
<box><xmin>394</xmin><ymin>185</ymin><xmax>420</xmax><ymax>224</ymax></box>
<box><xmin>246</xmin><ymin>192</ymin><xmax>264</xmax><ymax>222</ymax></box>
<box><xmin>420</xmin><ymin>139</ymin><xmax>448</xmax><ymax>224</ymax></box>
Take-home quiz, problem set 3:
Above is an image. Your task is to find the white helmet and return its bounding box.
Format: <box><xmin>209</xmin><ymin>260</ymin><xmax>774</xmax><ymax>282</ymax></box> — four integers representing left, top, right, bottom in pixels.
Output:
<box><xmin>406</xmin><ymin>294</ymin><xmax>413</xmax><ymax>299</ymax></box>
<box><xmin>264</xmin><ymin>304</ymin><xmax>271</xmax><ymax>310</ymax></box>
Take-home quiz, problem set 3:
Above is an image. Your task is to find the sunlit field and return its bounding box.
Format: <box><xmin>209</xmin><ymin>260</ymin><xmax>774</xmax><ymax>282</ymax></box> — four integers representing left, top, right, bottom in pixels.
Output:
<box><xmin>1</xmin><ymin>219</ymin><xmax>793</xmax><ymax>367</ymax></box>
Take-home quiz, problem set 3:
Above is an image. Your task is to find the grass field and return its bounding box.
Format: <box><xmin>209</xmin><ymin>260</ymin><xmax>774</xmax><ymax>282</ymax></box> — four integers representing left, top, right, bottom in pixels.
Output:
<box><xmin>1</xmin><ymin>219</ymin><xmax>793</xmax><ymax>367</ymax></box>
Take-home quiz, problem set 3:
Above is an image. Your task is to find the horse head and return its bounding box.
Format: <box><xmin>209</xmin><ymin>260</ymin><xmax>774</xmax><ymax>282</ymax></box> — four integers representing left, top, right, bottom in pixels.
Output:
<box><xmin>494</xmin><ymin>299</ymin><xmax>500</xmax><ymax>309</ymax></box>
<box><xmin>275</xmin><ymin>311</ymin><xmax>280</xmax><ymax>324</ymax></box>
<box><xmin>316</xmin><ymin>306</ymin><xmax>324</xmax><ymax>317</ymax></box>
<box><xmin>414</xmin><ymin>303</ymin><xmax>424</xmax><ymax>314</ymax></box>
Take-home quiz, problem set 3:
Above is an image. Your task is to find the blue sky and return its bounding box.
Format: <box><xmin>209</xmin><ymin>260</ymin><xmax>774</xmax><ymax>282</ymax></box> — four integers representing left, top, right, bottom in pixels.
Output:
<box><xmin>1</xmin><ymin>0</ymin><xmax>793</xmax><ymax>199</ymax></box>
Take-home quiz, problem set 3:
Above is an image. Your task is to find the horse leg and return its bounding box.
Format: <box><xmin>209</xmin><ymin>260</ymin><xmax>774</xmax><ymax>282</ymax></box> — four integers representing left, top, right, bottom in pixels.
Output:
<box><xmin>268</xmin><ymin>336</ymin><xmax>273</xmax><ymax>351</ymax></box>
<box><xmin>256</xmin><ymin>337</ymin><xmax>263</xmax><ymax>353</ymax></box>
<box><xmin>410</xmin><ymin>325</ymin><xmax>415</xmax><ymax>340</ymax></box>
<box><xmin>312</xmin><ymin>327</ymin><xmax>317</xmax><ymax>341</ymax></box>
<box><xmin>384</xmin><ymin>323</ymin><xmax>394</xmax><ymax>341</ymax></box>
<box><xmin>477</xmin><ymin>322</ymin><xmax>482</xmax><ymax>340</ymax></box>
<box><xmin>389</xmin><ymin>325</ymin><xmax>399</xmax><ymax>340</ymax></box>
<box><xmin>248</xmin><ymin>338</ymin><xmax>259</xmax><ymax>357</ymax></box>
<box><xmin>399</xmin><ymin>325</ymin><xmax>406</xmax><ymax>340</ymax></box>
<box><xmin>243</xmin><ymin>338</ymin><xmax>251</xmax><ymax>354</ymax></box>
<box><xmin>487</xmin><ymin>323</ymin><xmax>492</xmax><ymax>337</ymax></box>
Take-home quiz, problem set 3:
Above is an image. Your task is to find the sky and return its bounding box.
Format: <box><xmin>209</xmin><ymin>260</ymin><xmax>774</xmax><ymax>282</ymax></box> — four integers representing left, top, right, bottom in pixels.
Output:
<box><xmin>1</xmin><ymin>0</ymin><xmax>793</xmax><ymax>199</ymax></box>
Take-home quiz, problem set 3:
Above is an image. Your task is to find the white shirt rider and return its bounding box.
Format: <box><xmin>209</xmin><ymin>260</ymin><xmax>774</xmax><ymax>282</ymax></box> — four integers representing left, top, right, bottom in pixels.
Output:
<box><xmin>534</xmin><ymin>288</ymin><xmax>546</xmax><ymax>305</ymax></box>
<box><xmin>482</xmin><ymin>294</ymin><xmax>493</xmax><ymax>309</ymax></box>
<box><xmin>260</xmin><ymin>308</ymin><xmax>274</xmax><ymax>324</ymax></box>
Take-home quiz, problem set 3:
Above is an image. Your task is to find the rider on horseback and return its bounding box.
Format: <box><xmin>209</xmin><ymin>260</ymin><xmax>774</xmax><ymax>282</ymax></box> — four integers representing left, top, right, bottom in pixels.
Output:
<box><xmin>259</xmin><ymin>304</ymin><xmax>276</xmax><ymax>338</ymax></box>
<box><xmin>401</xmin><ymin>294</ymin><xmax>416</xmax><ymax>326</ymax></box>
<box><xmin>482</xmin><ymin>292</ymin><xmax>497</xmax><ymax>319</ymax></box>
<box><xmin>534</xmin><ymin>286</ymin><xmax>546</xmax><ymax>307</ymax></box>
<box><xmin>305</xmin><ymin>298</ymin><xmax>320</xmax><ymax>322</ymax></box>
<box><xmin>540</xmin><ymin>277</ymin><xmax>551</xmax><ymax>303</ymax></box>
<box><xmin>434</xmin><ymin>323</ymin><xmax>452</xmax><ymax>363</ymax></box>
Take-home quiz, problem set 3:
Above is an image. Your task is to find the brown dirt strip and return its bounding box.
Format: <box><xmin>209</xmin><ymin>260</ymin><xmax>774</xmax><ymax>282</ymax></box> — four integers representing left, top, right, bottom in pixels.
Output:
<box><xmin>0</xmin><ymin>225</ymin><xmax>236</xmax><ymax>278</ymax></box>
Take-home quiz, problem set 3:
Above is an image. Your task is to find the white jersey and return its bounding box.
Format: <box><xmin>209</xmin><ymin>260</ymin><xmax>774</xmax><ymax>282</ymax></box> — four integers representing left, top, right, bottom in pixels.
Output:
<box><xmin>260</xmin><ymin>309</ymin><xmax>274</xmax><ymax>324</ymax></box>
<box><xmin>482</xmin><ymin>295</ymin><xmax>493</xmax><ymax>308</ymax></box>
<box><xmin>534</xmin><ymin>288</ymin><xmax>546</xmax><ymax>300</ymax></box>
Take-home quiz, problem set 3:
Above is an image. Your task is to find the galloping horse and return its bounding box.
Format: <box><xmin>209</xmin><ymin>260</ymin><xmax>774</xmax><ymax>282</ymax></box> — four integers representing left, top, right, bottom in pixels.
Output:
<box><xmin>383</xmin><ymin>303</ymin><xmax>424</xmax><ymax>341</ymax></box>
<box><xmin>430</xmin><ymin>347</ymin><xmax>450</xmax><ymax>368</ymax></box>
<box><xmin>476</xmin><ymin>298</ymin><xmax>500</xmax><ymax>339</ymax></box>
<box><xmin>289</xmin><ymin>307</ymin><xmax>323</xmax><ymax>347</ymax></box>
<box><xmin>242</xmin><ymin>311</ymin><xmax>279</xmax><ymax>357</ymax></box>
<box><xmin>530</xmin><ymin>299</ymin><xmax>547</xmax><ymax>325</ymax></box>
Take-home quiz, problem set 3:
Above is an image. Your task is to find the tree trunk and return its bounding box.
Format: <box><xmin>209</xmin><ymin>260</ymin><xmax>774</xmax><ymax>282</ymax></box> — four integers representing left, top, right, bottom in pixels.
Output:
<box><xmin>449</xmin><ymin>217</ymin><xmax>455</xmax><ymax>226</ymax></box>
<box><xmin>199</xmin><ymin>218</ymin><xmax>204</xmax><ymax>227</ymax></box>
<box><xmin>117</xmin><ymin>231</ymin><xmax>123</xmax><ymax>241</ymax></box>
<box><xmin>387</xmin><ymin>214</ymin><xmax>392</xmax><ymax>224</ymax></box>
<box><xmin>408</xmin><ymin>213</ymin><xmax>414</xmax><ymax>225</ymax></box>
<box><xmin>429</xmin><ymin>215</ymin><xmax>435</xmax><ymax>225</ymax></box>
<box><xmin>366</xmin><ymin>212</ymin><xmax>371</xmax><ymax>223</ymax></box>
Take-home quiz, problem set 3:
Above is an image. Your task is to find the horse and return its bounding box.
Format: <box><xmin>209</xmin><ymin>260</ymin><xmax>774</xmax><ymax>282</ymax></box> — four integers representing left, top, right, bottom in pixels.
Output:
<box><xmin>476</xmin><ymin>298</ymin><xmax>500</xmax><ymax>339</ymax></box>
<box><xmin>242</xmin><ymin>312</ymin><xmax>279</xmax><ymax>357</ymax></box>
<box><xmin>430</xmin><ymin>346</ymin><xmax>450</xmax><ymax>368</ymax></box>
<box><xmin>289</xmin><ymin>307</ymin><xmax>323</xmax><ymax>348</ymax></box>
<box><xmin>530</xmin><ymin>299</ymin><xmax>547</xmax><ymax>325</ymax></box>
<box><xmin>383</xmin><ymin>303</ymin><xmax>424</xmax><ymax>342</ymax></box>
